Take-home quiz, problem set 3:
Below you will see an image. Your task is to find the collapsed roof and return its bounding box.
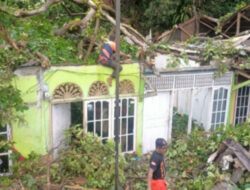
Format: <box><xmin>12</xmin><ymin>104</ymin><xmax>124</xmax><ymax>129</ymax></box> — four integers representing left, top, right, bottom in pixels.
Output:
<box><xmin>157</xmin><ymin>5</ymin><xmax>250</xmax><ymax>42</ymax></box>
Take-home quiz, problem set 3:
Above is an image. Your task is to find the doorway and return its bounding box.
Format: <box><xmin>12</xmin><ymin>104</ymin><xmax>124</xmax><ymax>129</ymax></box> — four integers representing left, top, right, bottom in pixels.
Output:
<box><xmin>51</xmin><ymin>101</ymin><xmax>83</xmax><ymax>157</ymax></box>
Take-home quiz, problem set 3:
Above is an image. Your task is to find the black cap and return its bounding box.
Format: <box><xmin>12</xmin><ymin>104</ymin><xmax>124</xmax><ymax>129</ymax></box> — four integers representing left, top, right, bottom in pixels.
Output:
<box><xmin>155</xmin><ymin>138</ymin><xmax>167</xmax><ymax>148</ymax></box>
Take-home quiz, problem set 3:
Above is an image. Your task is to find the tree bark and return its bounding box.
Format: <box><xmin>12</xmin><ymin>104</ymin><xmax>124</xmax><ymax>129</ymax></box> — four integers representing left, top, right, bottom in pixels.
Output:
<box><xmin>14</xmin><ymin>0</ymin><xmax>62</xmax><ymax>18</ymax></box>
<box><xmin>84</xmin><ymin>17</ymin><xmax>100</xmax><ymax>61</ymax></box>
<box><xmin>101</xmin><ymin>10</ymin><xmax>147</xmax><ymax>48</ymax></box>
<box><xmin>53</xmin><ymin>8</ymin><xmax>96</xmax><ymax>36</ymax></box>
<box><xmin>0</xmin><ymin>26</ymin><xmax>19</xmax><ymax>50</ymax></box>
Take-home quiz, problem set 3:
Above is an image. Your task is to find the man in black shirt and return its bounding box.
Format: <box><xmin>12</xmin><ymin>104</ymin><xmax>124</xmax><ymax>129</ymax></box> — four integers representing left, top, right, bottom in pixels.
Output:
<box><xmin>147</xmin><ymin>138</ymin><xmax>168</xmax><ymax>190</ymax></box>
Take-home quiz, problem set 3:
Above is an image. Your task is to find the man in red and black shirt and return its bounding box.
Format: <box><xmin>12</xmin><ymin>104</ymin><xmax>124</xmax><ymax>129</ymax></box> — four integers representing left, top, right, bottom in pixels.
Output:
<box><xmin>99</xmin><ymin>34</ymin><xmax>131</xmax><ymax>86</ymax></box>
<box><xmin>147</xmin><ymin>138</ymin><xmax>168</xmax><ymax>190</ymax></box>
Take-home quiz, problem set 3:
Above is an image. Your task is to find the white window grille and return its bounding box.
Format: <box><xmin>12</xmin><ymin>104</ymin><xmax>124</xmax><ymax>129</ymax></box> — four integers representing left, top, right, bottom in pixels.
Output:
<box><xmin>234</xmin><ymin>86</ymin><xmax>250</xmax><ymax>125</ymax></box>
<box><xmin>114</xmin><ymin>98</ymin><xmax>135</xmax><ymax>152</ymax></box>
<box><xmin>210</xmin><ymin>88</ymin><xmax>229</xmax><ymax>131</ymax></box>
<box><xmin>85</xmin><ymin>98</ymin><xmax>136</xmax><ymax>153</ymax></box>
<box><xmin>0</xmin><ymin>124</ymin><xmax>11</xmax><ymax>176</ymax></box>
<box><xmin>85</xmin><ymin>100</ymin><xmax>111</xmax><ymax>143</ymax></box>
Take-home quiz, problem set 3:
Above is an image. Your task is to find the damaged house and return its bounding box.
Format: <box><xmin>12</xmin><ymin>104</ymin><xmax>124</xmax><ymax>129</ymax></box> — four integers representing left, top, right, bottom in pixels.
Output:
<box><xmin>0</xmin><ymin>64</ymin><xmax>142</xmax><ymax>175</ymax></box>
<box><xmin>1</xmin><ymin>4</ymin><xmax>250</xmax><ymax>176</ymax></box>
<box><xmin>142</xmin><ymin>5</ymin><xmax>250</xmax><ymax>153</ymax></box>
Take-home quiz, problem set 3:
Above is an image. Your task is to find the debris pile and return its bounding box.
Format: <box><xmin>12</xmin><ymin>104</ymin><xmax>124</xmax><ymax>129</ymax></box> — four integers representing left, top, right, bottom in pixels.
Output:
<box><xmin>208</xmin><ymin>138</ymin><xmax>250</xmax><ymax>190</ymax></box>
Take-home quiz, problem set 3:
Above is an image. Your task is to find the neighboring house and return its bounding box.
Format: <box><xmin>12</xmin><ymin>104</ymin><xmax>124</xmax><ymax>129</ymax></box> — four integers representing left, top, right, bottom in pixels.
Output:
<box><xmin>142</xmin><ymin>59</ymin><xmax>232</xmax><ymax>153</ymax></box>
<box><xmin>0</xmin><ymin>64</ymin><xmax>142</xmax><ymax>175</ymax></box>
<box><xmin>222</xmin><ymin>5</ymin><xmax>250</xmax><ymax>124</ymax></box>
<box><xmin>143</xmin><ymin>5</ymin><xmax>250</xmax><ymax>153</ymax></box>
<box><xmin>221</xmin><ymin>5</ymin><xmax>250</xmax><ymax>38</ymax></box>
<box><xmin>228</xmin><ymin>67</ymin><xmax>250</xmax><ymax>125</ymax></box>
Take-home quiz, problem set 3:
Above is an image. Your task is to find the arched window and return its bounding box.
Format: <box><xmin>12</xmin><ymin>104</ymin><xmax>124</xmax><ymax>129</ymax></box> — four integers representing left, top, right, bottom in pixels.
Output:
<box><xmin>119</xmin><ymin>79</ymin><xmax>135</xmax><ymax>94</ymax></box>
<box><xmin>53</xmin><ymin>82</ymin><xmax>82</xmax><ymax>99</ymax></box>
<box><xmin>88</xmin><ymin>81</ymin><xmax>109</xmax><ymax>97</ymax></box>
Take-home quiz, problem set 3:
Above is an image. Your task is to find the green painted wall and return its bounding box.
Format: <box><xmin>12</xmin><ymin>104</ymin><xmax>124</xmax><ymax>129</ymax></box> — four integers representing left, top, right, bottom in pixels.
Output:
<box><xmin>46</xmin><ymin>64</ymin><xmax>140</xmax><ymax>97</ymax></box>
<box><xmin>13</xmin><ymin>76</ymin><xmax>37</xmax><ymax>103</ymax></box>
<box><xmin>13</xmin><ymin>103</ymin><xmax>48</xmax><ymax>157</ymax></box>
<box><xmin>135</xmin><ymin>77</ymin><xmax>145</xmax><ymax>156</ymax></box>
<box><xmin>12</xmin><ymin>64</ymin><xmax>143</xmax><ymax>157</ymax></box>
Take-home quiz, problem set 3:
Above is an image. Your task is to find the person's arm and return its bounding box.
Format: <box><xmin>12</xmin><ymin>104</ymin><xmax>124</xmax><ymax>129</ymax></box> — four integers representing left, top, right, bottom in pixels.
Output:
<box><xmin>147</xmin><ymin>168</ymin><xmax>154</xmax><ymax>190</ymax></box>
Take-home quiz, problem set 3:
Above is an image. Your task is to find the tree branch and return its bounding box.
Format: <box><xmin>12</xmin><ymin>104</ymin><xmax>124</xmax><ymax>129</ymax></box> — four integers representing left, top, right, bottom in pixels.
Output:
<box><xmin>0</xmin><ymin>25</ymin><xmax>19</xmax><ymax>50</ymax></box>
<box><xmin>14</xmin><ymin>0</ymin><xmax>62</xmax><ymax>18</ymax></box>
<box><xmin>53</xmin><ymin>8</ymin><xmax>96</xmax><ymax>36</ymax></box>
<box><xmin>101</xmin><ymin>10</ymin><xmax>147</xmax><ymax>48</ymax></box>
<box><xmin>84</xmin><ymin>17</ymin><xmax>100</xmax><ymax>60</ymax></box>
<box><xmin>35</xmin><ymin>51</ymin><xmax>51</xmax><ymax>68</ymax></box>
<box><xmin>61</xmin><ymin>3</ymin><xmax>86</xmax><ymax>16</ymax></box>
<box><xmin>0</xmin><ymin>6</ymin><xmax>10</xmax><ymax>15</ymax></box>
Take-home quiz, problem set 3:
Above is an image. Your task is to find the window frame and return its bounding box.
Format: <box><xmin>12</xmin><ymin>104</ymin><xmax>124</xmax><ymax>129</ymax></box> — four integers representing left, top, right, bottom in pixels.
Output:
<box><xmin>84</xmin><ymin>99</ymin><xmax>112</xmax><ymax>142</ymax></box>
<box><xmin>112</xmin><ymin>97</ymin><xmax>137</xmax><ymax>153</ymax></box>
<box><xmin>234</xmin><ymin>85</ymin><xmax>250</xmax><ymax>125</ymax></box>
<box><xmin>84</xmin><ymin>97</ymin><xmax>137</xmax><ymax>153</ymax></box>
<box><xmin>0</xmin><ymin>124</ymin><xmax>11</xmax><ymax>176</ymax></box>
<box><xmin>209</xmin><ymin>87</ymin><xmax>230</xmax><ymax>131</ymax></box>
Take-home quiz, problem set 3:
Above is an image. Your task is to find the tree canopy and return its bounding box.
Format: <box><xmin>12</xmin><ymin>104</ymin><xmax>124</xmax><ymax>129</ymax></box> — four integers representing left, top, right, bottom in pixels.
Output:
<box><xmin>0</xmin><ymin>0</ymin><xmax>249</xmax><ymax>125</ymax></box>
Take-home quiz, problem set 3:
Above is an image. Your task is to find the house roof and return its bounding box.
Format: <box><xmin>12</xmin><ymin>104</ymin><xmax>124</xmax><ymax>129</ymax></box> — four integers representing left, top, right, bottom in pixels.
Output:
<box><xmin>151</xmin><ymin>33</ymin><xmax>250</xmax><ymax>75</ymax></box>
<box><xmin>157</xmin><ymin>5</ymin><xmax>250</xmax><ymax>42</ymax></box>
<box><xmin>221</xmin><ymin>5</ymin><xmax>250</xmax><ymax>37</ymax></box>
<box><xmin>157</xmin><ymin>15</ymin><xmax>218</xmax><ymax>42</ymax></box>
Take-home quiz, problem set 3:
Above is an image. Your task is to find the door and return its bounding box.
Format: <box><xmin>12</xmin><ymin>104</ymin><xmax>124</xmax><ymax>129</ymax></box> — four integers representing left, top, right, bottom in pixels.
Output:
<box><xmin>143</xmin><ymin>92</ymin><xmax>171</xmax><ymax>153</ymax></box>
<box><xmin>52</xmin><ymin>103</ymin><xmax>71</xmax><ymax>157</ymax></box>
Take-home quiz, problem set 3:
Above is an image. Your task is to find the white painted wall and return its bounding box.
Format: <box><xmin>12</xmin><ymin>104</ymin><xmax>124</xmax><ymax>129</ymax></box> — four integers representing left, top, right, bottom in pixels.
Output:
<box><xmin>52</xmin><ymin>103</ymin><xmax>71</xmax><ymax>157</ymax></box>
<box><xmin>175</xmin><ymin>88</ymin><xmax>212</xmax><ymax>130</ymax></box>
<box><xmin>142</xmin><ymin>92</ymin><xmax>172</xmax><ymax>153</ymax></box>
<box><xmin>192</xmin><ymin>88</ymin><xmax>212</xmax><ymax>129</ymax></box>
<box><xmin>175</xmin><ymin>89</ymin><xmax>191</xmax><ymax>114</ymax></box>
<box><xmin>154</xmin><ymin>54</ymin><xmax>199</xmax><ymax>70</ymax></box>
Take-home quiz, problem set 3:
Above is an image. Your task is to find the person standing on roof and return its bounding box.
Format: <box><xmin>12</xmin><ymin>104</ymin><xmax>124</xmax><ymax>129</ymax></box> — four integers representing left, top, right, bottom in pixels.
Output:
<box><xmin>147</xmin><ymin>138</ymin><xmax>168</xmax><ymax>190</ymax></box>
<box><xmin>99</xmin><ymin>34</ymin><xmax>131</xmax><ymax>86</ymax></box>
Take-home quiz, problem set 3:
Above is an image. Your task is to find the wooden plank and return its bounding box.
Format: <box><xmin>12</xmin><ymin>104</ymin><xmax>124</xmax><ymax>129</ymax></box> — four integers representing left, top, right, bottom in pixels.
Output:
<box><xmin>231</xmin><ymin>167</ymin><xmax>245</xmax><ymax>183</ymax></box>
<box><xmin>200</xmin><ymin>20</ymin><xmax>215</xmax><ymax>31</ymax></box>
<box><xmin>200</xmin><ymin>20</ymin><xmax>231</xmax><ymax>38</ymax></box>
<box><xmin>224</xmin><ymin>139</ymin><xmax>250</xmax><ymax>172</ymax></box>
<box><xmin>179</xmin><ymin>25</ymin><xmax>192</xmax><ymax>37</ymax></box>
<box><xmin>236</xmin><ymin>71</ymin><xmax>250</xmax><ymax>79</ymax></box>
<box><xmin>236</xmin><ymin>12</ymin><xmax>241</xmax><ymax>35</ymax></box>
<box><xmin>223</xmin><ymin>19</ymin><xmax>237</xmax><ymax>34</ymax></box>
<box><xmin>220</xmin><ymin>32</ymin><xmax>230</xmax><ymax>39</ymax></box>
<box><xmin>241</xmin><ymin>13</ymin><xmax>250</xmax><ymax>22</ymax></box>
<box><xmin>195</xmin><ymin>15</ymin><xmax>200</xmax><ymax>34</ymax></box>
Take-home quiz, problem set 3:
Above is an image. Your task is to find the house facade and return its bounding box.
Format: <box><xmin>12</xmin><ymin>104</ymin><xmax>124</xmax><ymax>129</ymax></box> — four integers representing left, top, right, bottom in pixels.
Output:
<box><xmin>0</xmin><ymin>63</ymin><xmax>143</xmax><ymax>175</ymax></box>
<box><xmin>142</xmin><ymin>55</ymin><xmax>233</xmax><ymax>153</ymax></box>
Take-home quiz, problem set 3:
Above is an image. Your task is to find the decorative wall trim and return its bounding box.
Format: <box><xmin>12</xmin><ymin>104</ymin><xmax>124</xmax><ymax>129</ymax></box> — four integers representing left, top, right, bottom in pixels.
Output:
<box><xmin>145</xmin><ymin>72</ymin><xmax>232</xmax><ymax>91</ymax></box>
<box><xmin>119</xmin><ymin>79</ymin><xmax>135</xmax><ymax>94</ymax></box>
<box><xmin>88</xmin><ymin>81</ymin><xmax>109</xmax><ymax>97</ymax></box>
<box><xmin>53</xmin><ymin>82</ymin><xmax>83</xmax><ymax>99</ymax></box>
